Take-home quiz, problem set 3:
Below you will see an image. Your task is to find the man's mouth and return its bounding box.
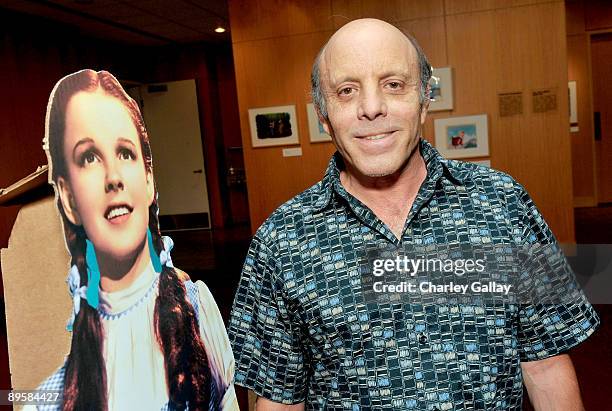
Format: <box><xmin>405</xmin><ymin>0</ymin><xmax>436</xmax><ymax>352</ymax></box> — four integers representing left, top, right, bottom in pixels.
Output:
<box><xmin>105</xmin><ymin>205</ymin><xmax>133</xmax><ymax>221</ymax></box>
<box><xmin>363</xmin><ymin>133</ymin><xmax>390</xmax><ymax>140</ymax></box>
<box><xmin>357</xmin><ymin>131</ymin><xmax>395</xmax><ymax>140</ymax></box>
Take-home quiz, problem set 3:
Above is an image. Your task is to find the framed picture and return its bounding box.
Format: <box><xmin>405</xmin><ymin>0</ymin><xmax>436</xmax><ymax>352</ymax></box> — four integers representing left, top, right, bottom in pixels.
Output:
<box><xmin>306</xmin><ymin>103</ymin><xmax>332</xmax><ymax>143</ymax></box>
<box><xmin>429</xmin><ymin>67</ymin><xmax>454</xmax><ymax>111</ymax></box>
<box><xmin>434</xmin><ymin>114</ymin><xmax>489</xmax><ymax>159</ymax></box>
<box><xmin>568</xmin><ymin>81</ymin><xmax>578</xmax><ymax>132</ymax></box>
<box><xmin>248</xmin><ymin>105</ymin><xmax>299</xmax><ymax>148</ymax></box>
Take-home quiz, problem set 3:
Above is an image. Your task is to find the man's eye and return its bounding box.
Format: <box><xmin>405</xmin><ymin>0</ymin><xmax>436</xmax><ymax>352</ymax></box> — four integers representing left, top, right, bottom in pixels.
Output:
<box><xmin>338</xmin><ymin>87</ymin><xmax>354</xmax><ymax>96</ymax></box>
<box><xmin>386</xmin><ymin>81</ymin><xmax>403</xmax><ymax>90</ymax></box>
<box><xmin>119</xmin><ymin>148</ymin><xmax>135</xmax><ymax>161</ymax></box>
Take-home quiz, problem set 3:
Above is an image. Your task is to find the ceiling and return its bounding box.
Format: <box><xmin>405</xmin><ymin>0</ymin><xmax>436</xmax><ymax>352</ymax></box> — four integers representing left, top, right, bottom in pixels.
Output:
<box><xmin>1</xmin><ymin>0</ymin><xmax>231</xmax><ymax>46</ymax></box>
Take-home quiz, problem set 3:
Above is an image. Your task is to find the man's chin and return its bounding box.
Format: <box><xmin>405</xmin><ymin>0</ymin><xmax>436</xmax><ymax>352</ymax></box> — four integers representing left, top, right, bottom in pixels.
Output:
<box><xmin>355</xmin><ymin>162</ymin><xmax>402</xmax><ymax>179</ymax></box>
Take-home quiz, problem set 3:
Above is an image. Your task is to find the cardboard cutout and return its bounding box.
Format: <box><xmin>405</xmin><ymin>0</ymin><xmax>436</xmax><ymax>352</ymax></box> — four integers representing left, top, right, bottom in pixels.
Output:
<box><xmin>2</xmin><ymin>70</ymin><xmax>238</xmax><ymax>410</ymax></box>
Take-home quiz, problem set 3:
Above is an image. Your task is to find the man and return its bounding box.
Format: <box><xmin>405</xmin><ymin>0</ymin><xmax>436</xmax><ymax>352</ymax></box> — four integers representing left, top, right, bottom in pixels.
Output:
<box><xmin>228</xmin><ymin>19</ymin><xmax>599</xmax><ymax>410</ymax></box>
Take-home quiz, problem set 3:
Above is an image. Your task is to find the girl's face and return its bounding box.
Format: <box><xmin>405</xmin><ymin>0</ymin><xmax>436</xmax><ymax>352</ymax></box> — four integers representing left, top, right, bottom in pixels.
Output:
<box><xmin>57</xmin><ymin>89</ymin><xmax>154</xmax><ymax>262</ymax></box>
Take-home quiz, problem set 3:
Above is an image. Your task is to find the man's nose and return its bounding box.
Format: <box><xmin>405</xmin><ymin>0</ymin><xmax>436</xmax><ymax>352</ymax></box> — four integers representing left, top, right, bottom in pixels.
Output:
<box><xmin>358</xmin><ymin>87</ymin><xmax>387</xmax><ymax>120</ymax></box>
<box><xmin>105</xmin><ymin>161</ymin><xmax>124</xmax><ymax>193</ymax></box>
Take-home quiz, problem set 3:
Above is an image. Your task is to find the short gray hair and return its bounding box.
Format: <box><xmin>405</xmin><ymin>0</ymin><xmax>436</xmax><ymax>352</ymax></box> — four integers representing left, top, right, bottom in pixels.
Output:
<box><xmin>310</xmin><ymin>30</ymin><xmax>432</xmax><ymax>120</ymax></box>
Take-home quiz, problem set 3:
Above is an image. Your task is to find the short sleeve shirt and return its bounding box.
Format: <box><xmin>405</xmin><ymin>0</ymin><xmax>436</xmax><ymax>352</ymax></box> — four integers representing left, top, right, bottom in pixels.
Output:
<box><xmin>228</xmin><ymin>139</ymin><xmax>599</xmax><ymax>410</ymax></box>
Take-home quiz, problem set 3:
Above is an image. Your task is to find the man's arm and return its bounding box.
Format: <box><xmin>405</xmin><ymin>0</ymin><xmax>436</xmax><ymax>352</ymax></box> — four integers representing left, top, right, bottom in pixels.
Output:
<box><xmin>256</xmin><ymin>397</ymin><xmax>305</xmax><ymax>411</ymax></box>
<box><xmin>522</xmin><ymin>354</ymin><xmax>584</xmax><ymax>411</ymax></box>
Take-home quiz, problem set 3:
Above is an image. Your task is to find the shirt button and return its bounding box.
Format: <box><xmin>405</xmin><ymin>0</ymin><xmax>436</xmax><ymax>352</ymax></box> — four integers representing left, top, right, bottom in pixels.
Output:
<box><xmin>418</xmin><ymin>333</ymin><xmax>427</xmax><ymax>344</ymax></box>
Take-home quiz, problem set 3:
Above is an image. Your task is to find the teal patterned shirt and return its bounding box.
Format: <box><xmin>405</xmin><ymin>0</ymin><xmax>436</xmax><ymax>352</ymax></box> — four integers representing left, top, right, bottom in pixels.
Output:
<box><xmin>228</xmin><ymin>139</ymin><xmax>599</xmax><ymax>410</ymax></box>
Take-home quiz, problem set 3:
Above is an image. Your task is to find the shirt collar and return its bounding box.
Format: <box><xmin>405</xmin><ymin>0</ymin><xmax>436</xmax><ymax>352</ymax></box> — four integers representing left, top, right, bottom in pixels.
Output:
<box><xmin>313</xmin><ymin>138</ymin><xmax>466</xmax><ymax>212</ymax></box>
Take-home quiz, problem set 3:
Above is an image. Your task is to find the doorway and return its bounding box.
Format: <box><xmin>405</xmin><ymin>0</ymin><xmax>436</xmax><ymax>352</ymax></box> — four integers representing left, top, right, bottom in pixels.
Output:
<box><xmin>591</xmin><ymin>32</ymin><xmax>612</xmax><ymax>204</ymax></box>
<box><xmin>128</xmin><ymin>80</ymin><xmax>212</xmax><ymax>230</ymax></box>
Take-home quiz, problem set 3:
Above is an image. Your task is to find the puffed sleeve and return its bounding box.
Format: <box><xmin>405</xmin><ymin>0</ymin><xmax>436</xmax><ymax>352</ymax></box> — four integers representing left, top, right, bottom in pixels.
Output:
<box><xmin>194</xmin><ymin>281</ymin><xmax>239</xmax><ymax>410</ymax></box>
<box><xmin>227</xmin><ymin>234</ymin><xmax>308</xmax><ymax>404</ymax></box>
<box><xmin>514</xmin><ymin>184</ymin><xmax>600</xmax><ymax>361</ymax></box>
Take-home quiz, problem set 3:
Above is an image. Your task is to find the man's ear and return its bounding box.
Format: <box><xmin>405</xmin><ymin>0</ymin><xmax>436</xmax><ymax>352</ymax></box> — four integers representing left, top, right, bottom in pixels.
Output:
<box><xmin>146</xmin><ymin>171</ymin><xmax>155</xmax><ymax>206</ymax></box>
<box><xmin>316</xmin><ymin>109</ymin><xmax>333</xmax><ymax>137</ymax></box>
<box><xmin>420</xmin><ymin>85</ymin><xmax>431</xmax><ymax>125</ymax></box>
<box><xmin>57</xmin><ymin>177</ymin><xmax>81</xmax><ymax>226</ymax></box>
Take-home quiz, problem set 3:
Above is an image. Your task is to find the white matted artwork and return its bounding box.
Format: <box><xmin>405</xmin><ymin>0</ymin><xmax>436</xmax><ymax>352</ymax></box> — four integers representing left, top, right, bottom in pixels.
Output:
<box><xmin>429</xmin><ymin>67</ymin><xmax>454</xmax><ymax>111</ymax></box>
<box><xmin>306</xmin><ymin>103</ymin><xmax>332</xmax><ymax>143</ymax></box>
<box><xmin>248</xmin><ymin>105</ymin><xmax>299</xmax><ymax>148</ymax></box>
<box><xmin>569</xmin><ymin>81</ymin><xmax>578</xmax><ymax>132</ymax></box>
<box><xmin>434</xmin><ymin>114</ymin><xmax>489</xmax><ymax>159</ymax></box>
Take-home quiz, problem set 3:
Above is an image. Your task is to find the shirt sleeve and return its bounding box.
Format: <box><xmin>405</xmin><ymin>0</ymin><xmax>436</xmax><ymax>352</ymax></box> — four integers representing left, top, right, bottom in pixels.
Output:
<box><xmin>227</xmin><ymin>234</ymin><xmax>308</xmax><ymax>404</ymax></box>
<box><xmin>194</xmin><ymin>281</ymin><xmax>239</xmax><ymax>410</ymax></box>
<box><xmin>514</xmin><ymin>185</ymin><xmax>600</xmax><ymax>361</ymax></box>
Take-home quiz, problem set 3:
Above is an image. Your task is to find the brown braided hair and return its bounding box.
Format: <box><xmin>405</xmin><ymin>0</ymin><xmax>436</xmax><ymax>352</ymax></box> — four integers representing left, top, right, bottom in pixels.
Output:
<box><xmin>45</xmin><ymin>69</ymin><xmax>211</xmax><ymax>410</ymax></box>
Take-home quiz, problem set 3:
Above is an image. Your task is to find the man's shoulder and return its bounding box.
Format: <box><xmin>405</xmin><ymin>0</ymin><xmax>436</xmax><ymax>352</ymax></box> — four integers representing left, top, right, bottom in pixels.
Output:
<box><xmin>445</xmin><ymin>158</ymin><xmax>519</xmax><ymax>186</ymax></box>
<box><xmin>443</xmin><ymin>158</ymin><xmax>528</xmax><ymax>198</ymax></box>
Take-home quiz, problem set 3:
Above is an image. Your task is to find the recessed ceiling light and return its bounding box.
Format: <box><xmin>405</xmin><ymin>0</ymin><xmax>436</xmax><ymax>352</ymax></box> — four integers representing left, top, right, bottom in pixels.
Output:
<box><xmin>215</xmin><ymin>27</ymin><xmax>226</xmax><ymax>33</ymax></box>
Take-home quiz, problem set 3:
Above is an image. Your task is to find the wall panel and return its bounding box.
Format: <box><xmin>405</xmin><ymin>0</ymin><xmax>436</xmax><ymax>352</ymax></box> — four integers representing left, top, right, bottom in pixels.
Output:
<box><xmin>445</xmin><ymin>0</ymin><xmax>556</xmax><ymax>15</ymax></box>
<box><xmin>565</xmin><ymin>0</ymin><xmax>585</xmax><ymax>35</ymax></box>
<box><xmin>567</xmin><ymin>34</ymin><xmax>596</xmax><ymax>205</ymax></box>
<box><xmin>331</xmin><ymin>0</ymin><xmax>444</xmax><ymax>27</ymax></box>
<box><xmin>585</xmin><ymin>0</ymin><xmax>612</xmax><ymax>32</ymax></box>
<box><xmin>229</xmin><ymin>0</ymin><xmax>333</xmax><ymax>43</ymax></box>
<box><xmin>233</xmin><ymin>32</ymin><xmax>336</xmax><ymax>227</ymax></box>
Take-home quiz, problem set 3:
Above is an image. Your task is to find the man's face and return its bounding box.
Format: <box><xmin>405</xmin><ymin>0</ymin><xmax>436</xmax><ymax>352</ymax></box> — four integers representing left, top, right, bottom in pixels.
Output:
<box><xmin>320</xmin><ymin>20</ymin><xmax>428</xmax><ymax>179</ymax></box>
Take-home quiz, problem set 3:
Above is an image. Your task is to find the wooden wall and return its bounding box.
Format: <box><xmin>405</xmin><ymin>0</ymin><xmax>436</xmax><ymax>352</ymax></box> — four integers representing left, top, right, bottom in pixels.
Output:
<box><xmin>229</xmin><ymin>0</ymin><xmax>576</xmax><ymax>242</ymax></box>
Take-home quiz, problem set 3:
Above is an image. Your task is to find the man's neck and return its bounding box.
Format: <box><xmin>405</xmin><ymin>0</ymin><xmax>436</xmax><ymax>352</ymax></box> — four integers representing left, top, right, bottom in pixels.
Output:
<box><xmin>339</xmin><ymin>149</ymin><xmax>427</xmax><ymax>240</ymax></box>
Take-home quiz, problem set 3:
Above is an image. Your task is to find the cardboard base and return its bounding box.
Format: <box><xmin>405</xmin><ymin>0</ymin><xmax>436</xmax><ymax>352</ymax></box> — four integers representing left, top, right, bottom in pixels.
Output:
<box><xmin>1</xmin><ymin>196</ymin><xmax>71</xmax><ymax>392</ymax></box>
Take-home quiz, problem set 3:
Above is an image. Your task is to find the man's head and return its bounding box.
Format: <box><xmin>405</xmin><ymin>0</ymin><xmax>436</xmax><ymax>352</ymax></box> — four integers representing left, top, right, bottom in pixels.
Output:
<box><xmin>311</xmin><ymin>19</ymin><xmax>432</xmax><ymax>179</ymax></box>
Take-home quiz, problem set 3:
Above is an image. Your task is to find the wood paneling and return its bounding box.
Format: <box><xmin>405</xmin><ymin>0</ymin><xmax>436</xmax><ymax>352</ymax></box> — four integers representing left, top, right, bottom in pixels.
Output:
<box><xmin>229</xmin><ymin>0</ymin><xmax>575</xmax><ymax>241</ymax></box>
<box><xmin>567</xmin><ymin>34</ymin><xmax>596</xmax><ymax>205</ymax></box>
<box><xmin>396</xmin><ymin>17</ymin><xmax>448</xmax><ymax>66</ymax></box>
<box><xmin>229</xmin><ymin>0</ymin><xmax>333</xmax><ymax>43</ymax></box>
<box><xmin>565</xmin><ymin>0</ymin><xmax>586</xmax><ymax>35</ymax></box>
<box><xmin>585</xmin><ymin>0</ymin><xmax>612</xmax><ymax>32</ymax></box>
<box><xmin>331</xmin><ymin>0</ymin><xmax>444</xmax><ymax>27</ymax></box>
<box><xmin>444</xmin><ymin>0</ymin><xmax>555</xmax><ymax>15</ymax></box>
<box><xmin>232</xmin><ymin>32</ymin><xmax>336</xmax><ymax>228</ymax></box>
<box><xmin>446</xmin><ymin>2</ymin><xmax>574</xmax><ymax>241</ymax></box>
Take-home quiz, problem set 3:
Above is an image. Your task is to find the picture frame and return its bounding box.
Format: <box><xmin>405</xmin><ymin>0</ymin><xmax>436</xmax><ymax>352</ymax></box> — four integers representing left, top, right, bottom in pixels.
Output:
<box><xmin>569</xmin><ymin>81</ymin><xmax>578</xmax><ymax>132</ymax></box>
<box><xmin>429</xmin><ymin>67</ymin><xmax>454</xmax><ymax>112</ymax></box>
<box><xmin>306</xmin><ymin>103</ymin><xmax>332</xmax><ymax>143</ymax></box>
<box><xmin>434</xmin><ymin>114</ymin><xmax>489</xmax><ymax>159</ymax></box>
<box><xmin>248</xmin><ymin>105</ymin><xmax>299</xmax><ymax>148</ymax></box>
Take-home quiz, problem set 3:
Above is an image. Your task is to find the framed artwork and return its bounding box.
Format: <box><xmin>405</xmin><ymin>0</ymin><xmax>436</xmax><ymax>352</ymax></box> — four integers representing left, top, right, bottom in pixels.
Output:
<box><xmin>429</xmin><ymin>67</ymin><xmax>454</xmax><ymax>111</ymax></box>
<box><xmin>569</xmin><ymin>81</ymin><xmax>578</xmax><ymax>132</ymax></box>
<box><xmin>306</xmin><ymin>103</ymin><xmax>332</xmax><ymax>143</ymax></box>
<box><xmin>434</xmin><ymin>114</ymin><xmax>489</xmax><ymax>159</ymax></box>
<box><xmin>248</xmin><ymin>105</ymin><xmax>299</xmax><ymax>147</ymax></box>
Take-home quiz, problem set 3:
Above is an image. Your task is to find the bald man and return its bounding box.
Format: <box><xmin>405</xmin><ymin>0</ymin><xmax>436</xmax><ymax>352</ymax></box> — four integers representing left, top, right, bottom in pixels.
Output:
<box><xmin>228</xmin><ymin>19</ymin><xmax>598</xmax><ymax>410</ymax></box>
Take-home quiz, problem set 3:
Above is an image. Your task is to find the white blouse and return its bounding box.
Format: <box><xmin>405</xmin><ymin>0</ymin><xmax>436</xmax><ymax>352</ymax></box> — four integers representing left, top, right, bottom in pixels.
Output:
<box><xmin>98</xmin><ymin>263</ymin><xmax>239</xmax><ymax>410</ymax></box>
